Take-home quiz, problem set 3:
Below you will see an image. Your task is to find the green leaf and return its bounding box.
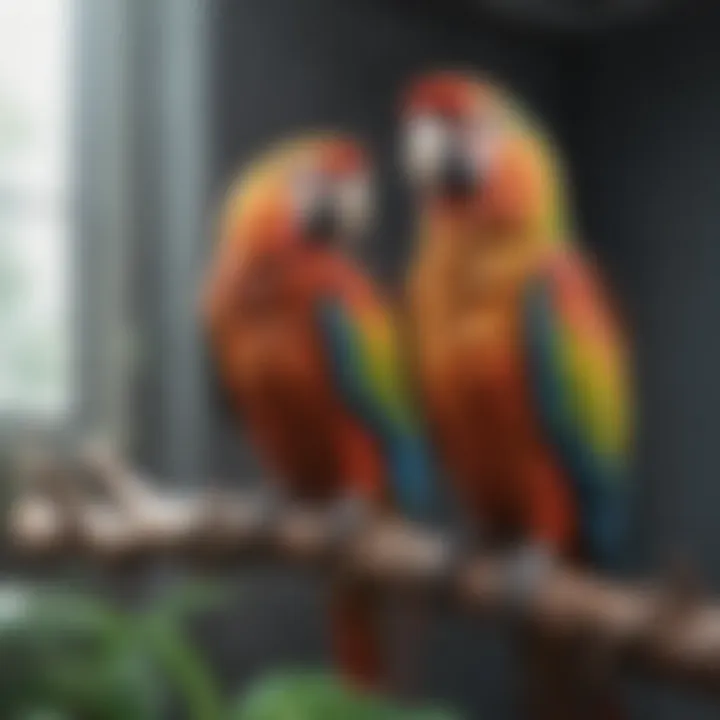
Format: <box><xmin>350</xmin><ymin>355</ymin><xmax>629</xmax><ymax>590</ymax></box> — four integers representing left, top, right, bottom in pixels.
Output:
<box><xmin>136</xmin><ymin>613</ymin><xmax>223</xmax><ymax>720</ymax></box>
<box><xmin>130</xmin><ymin>580</ymin><xmax>230</xmax><ymax>720</ymax></box>
<box><xmin>143</xmin><ymin>579</ymin><xmax>232</xmax><ymax>625</ymax></box>
<box><xmin>229</xmin><ymin>670</ymin><xmax>463</xmax><ymax>720</ymax></box>
<box><xmin>0</xmin><ymin>584</ymin><xmax>206</xmax><ymax>719</ymax></box>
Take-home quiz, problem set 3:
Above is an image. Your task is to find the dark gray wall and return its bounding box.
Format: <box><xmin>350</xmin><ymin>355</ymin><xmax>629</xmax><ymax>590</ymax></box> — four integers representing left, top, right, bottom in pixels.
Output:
<box><xmin>569</xmin><ymin>10</ymin><xmax>720</xmax><ymax>589</ymax></box>
<box><xmin>204</xmin><ymin>1</ymin><xmax>720</xmax><ymax>717</ymax></box>
<box><xmin>564</xmin><ymin>10</ymin><xmax>720</xmax><ymax>719</ymax></box>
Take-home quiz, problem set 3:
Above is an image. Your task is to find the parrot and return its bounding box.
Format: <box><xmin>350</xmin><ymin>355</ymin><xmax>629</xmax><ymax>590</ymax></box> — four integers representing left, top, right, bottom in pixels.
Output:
<box><xmin>201</xmin><ymin>133</ymin><xmax>437</xmax><ymax>693</ymax></box>
<box><xmin>399</xmin><ymin>72</ymin><xmax>632</xmax><ymax>717</ymax></box>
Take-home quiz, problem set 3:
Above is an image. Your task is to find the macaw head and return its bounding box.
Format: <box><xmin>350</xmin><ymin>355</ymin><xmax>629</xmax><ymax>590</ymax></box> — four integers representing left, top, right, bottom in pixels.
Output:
<box><xmin>204</xmin><ymin>133</ymin><xmax>373</xmax><ymax>326</ymax></box>
<box><xmin>400</xmin><ymin>71</ymin><xmax>568</xmax><ymax>245</ymax></box>
<box><xmin>203</xmin><ymin>133</ymin><xmax>373</xmax><ymax>342</ymax></box>
<box><xmin>218</xmin><ymin>133</ymin><xmax>373</xmax><ymax>264</ymax></box>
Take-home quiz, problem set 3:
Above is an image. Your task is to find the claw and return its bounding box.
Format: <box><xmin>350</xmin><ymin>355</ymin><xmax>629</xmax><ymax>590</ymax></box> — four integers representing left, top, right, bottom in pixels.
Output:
<box><xmin>639</xmin><ymin>553</ymin><xmax>704</xmax><ymax>644</ymax></box>
<box><xmin>327</xmin><ymin>493</ymin><xmax>372</xmax><ymax>547</ymax></box>
<box><xmin>250</xmin><ymin>484</ymin><xmax>288</xmax><ymax>536</ymax></box>
<box><xmin>660</xmin><ymin>553</ymin><xmax>703</xmax><ymax>621</ymax></box>
<box><xmin>432</xmin><ymin>519</ymin><xmax>484</xmax><ymax>600</ymax></box>
<box><xmin>504</xmin><ymin>541</ymin><xmax>557</xmax><ymax>614</ymax></box>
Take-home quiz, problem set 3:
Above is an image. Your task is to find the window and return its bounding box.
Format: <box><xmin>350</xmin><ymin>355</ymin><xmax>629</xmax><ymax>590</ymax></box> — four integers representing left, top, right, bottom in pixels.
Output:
<box><xmin>0</xmin><ymin>0</ymin><xmax>71</xmax><ymax>419</ymax></box>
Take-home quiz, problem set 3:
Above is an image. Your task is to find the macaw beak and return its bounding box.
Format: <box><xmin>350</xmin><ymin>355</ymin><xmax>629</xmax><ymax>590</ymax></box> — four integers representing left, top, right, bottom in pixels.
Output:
<box><xmin>438</xmin><ymin>146</ymin><xmax>477</xmax><ymax>199</ymax></box>
<box><xmin>302</xmin><ymin>196</ymin><xmax>340</xmax><ymax>246</ymax></box>
<box><xmin>300</xmin><ymin>171</ymin><xmax>372</xmax><ymax>247</ymax></box>
<box><xmin>403</xmin><ymin>114</ymin><xmax>479</xmax><ymax>200</ymax></box>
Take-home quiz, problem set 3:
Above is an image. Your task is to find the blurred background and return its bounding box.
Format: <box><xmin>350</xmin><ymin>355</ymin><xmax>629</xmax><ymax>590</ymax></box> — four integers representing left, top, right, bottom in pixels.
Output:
<box><xmin>2</xmin><ymin>0</ymin><xmax>720</xmax><ymax>717</ymax></box>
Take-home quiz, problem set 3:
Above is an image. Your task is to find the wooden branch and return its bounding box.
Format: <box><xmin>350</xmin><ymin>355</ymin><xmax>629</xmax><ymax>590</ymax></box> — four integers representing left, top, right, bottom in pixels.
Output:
<box><xmin>7</xmin><ymin>451</ymin><xmax>720</xmax><ymax>696</ymax></box>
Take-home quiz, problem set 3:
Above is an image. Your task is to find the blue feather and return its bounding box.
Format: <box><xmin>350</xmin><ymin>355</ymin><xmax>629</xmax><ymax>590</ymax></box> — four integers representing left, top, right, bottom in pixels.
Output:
<box><xmin>525</xmin><ymin>279</ymin><xmax>627</xmax><ymax>568</ymax></box>
<box><xmin>316</xmin><ymin>298</ymin><xmax>438</xmax><ymax>523</ymax></box>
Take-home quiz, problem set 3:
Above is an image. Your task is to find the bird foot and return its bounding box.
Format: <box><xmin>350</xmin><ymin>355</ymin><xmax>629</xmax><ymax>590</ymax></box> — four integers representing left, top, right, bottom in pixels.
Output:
<box><xmin>504</xmin><ymin>541</ymin><xmax>557</xmax><ymax>615</ymax></box>
<box><xmin>250</xmin><ymin>485</ymin><xmax>288</xmax><ymax>537</ymax></box>
<box><xmin>327</xmin><ymin>493</ymin><xmax>373</xmax><ymax>547</ymax></box>
<box><xmin>430</xmin><ymin>521</ymin><xmax>485</xmax><ymax>601</ymax></box>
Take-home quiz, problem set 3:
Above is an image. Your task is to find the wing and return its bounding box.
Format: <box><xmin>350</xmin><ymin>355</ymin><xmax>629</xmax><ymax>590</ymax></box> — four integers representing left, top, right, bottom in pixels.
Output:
<box><xmin>315</xmin><ymin>292</ymin><xmax>437</xmax><ymax>522</ymax></box>
<box><xmin>523</xmin><ymin>249</ymin><xmax>632</xmax><ymax>567</ymax></box>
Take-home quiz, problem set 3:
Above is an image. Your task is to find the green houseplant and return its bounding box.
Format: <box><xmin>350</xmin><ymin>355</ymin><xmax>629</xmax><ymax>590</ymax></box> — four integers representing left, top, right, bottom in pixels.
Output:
<box><xmin>0</xmin><ymin>582</ymin><xmax>224</xmax><ymax>720</ymax></box>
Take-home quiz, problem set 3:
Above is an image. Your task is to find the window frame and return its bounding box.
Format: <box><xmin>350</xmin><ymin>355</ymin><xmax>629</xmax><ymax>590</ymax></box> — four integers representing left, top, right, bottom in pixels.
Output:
<box><xmin>0</xmin><ymin>0</ymin><xmax>212</xmax><ymax>487</ymax></box>
<box><xmin>71</xmin><ymin>0</ymin><xmax>134</xmax><ymax>444</ymax></box>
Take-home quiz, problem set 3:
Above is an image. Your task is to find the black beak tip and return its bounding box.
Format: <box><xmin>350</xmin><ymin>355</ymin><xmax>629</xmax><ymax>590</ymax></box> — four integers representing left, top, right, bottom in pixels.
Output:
<box><xmin>441</xmin><ymin>154</ymin><xmax>477</xmax><ymax>199</ymax></box>
<box><xmin>304</xmin><ymin>203</ymin><xmax>339</xmax><ymax>245</ymax></box>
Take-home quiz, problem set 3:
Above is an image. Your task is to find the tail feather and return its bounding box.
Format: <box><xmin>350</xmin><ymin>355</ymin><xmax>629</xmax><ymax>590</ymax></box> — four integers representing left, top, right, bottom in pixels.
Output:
<box><xmin>330</xmin><ymin>583</ymin><xmax>383</xmax><ymax>692</ymax></box>
<box><xmin>388</xmin><ymin>433</ymin><xmax>437</xmax><ymax>523</ymax></box>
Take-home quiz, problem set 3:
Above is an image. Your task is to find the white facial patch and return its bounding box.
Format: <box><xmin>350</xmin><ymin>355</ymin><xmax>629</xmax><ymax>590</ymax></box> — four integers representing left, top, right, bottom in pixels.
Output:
<box><xmin>404</xmin><ymin>115</ymin><xmax>452</xmax><ymax>187</ymax></box>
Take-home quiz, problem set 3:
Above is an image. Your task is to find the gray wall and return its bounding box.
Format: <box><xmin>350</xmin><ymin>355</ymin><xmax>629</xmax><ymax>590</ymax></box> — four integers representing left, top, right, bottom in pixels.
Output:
<box><xmin>566</xmin><ymin>11</ymin><xmax>720</xmax><ymax>718</ymax></box>
<box><xmin>201</xmin><ymin>1</ymin><xmax>720</xmax><ymax>717</ymax></box>
<box><xmin>570</xmin><ymin>10</ymin><xmax>720</xmax><ymax>589</ymax></box>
